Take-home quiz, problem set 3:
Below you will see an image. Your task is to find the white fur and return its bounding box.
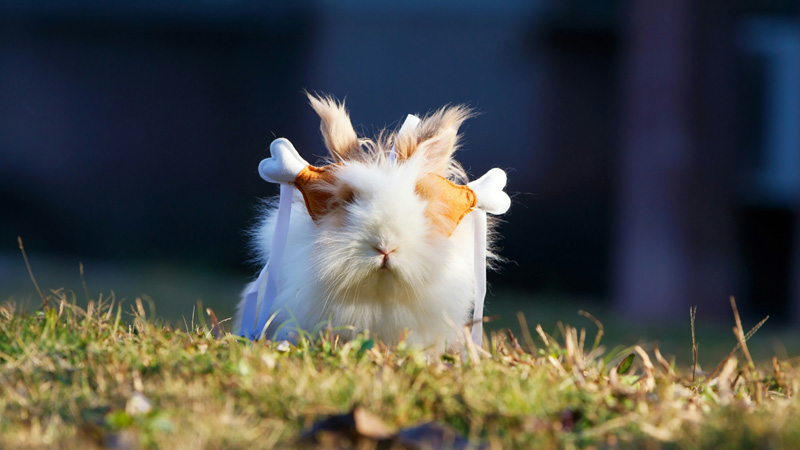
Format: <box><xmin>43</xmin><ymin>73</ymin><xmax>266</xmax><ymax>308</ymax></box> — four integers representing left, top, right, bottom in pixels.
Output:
<box><xmin>235</xmin><ymin>155</ymin><xmax>477</xmax><ymax>350</ymax></box>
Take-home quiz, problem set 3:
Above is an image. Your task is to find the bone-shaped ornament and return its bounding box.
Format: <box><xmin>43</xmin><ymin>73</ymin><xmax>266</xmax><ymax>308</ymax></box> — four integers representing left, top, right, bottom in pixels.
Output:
<box><xmin>259</xmin><ymin>138</ymin><xmax>338</xmax><ymax>220</ymax></box>
<box><xmin>468</xmin><ymin>168</ymin><xmax>511</xmax><ymax>215</ymax></box>
<box><xmin>258</xmin><ymin>138</ymin><xmax>309</xmax><ymax>184</ymax></box>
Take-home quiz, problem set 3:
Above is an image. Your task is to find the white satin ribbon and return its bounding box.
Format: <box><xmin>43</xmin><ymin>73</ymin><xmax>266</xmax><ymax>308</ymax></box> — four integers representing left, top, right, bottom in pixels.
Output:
<box><xmin>240</xmin><ymin>183</ymin><xmax>294</xmax><ymax>340</ymax></box>
<box><xmin>239</xmin><ymin>261</ymin><xmax>268</xmax><ymax>339</ymax></box>
<box><xmin>471</xmin><ymin>210</ymin><xmax>488</xmax><ymax>347</ymax></box>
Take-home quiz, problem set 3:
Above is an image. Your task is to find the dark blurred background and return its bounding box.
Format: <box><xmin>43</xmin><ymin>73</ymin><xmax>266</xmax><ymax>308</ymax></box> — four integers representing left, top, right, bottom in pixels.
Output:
<box><xmin>2</xmin><ymin>1</ymin><xmax>800</xmax><ymax>356</ymax></box>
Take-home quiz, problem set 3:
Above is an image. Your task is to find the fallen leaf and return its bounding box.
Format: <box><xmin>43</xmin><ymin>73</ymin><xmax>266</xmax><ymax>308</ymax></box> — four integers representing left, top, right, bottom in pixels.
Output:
<box><xmin>299</xmin><ymin>406</ymin><xmax>392</xmax><ymax>447</ymax></box>
<box><xmin>353</xmin><ymin>406</ymin><xmax>393</xmax><ymax>439</ymax></box>
<box><xmin>206</xmin><ymin>308</ymin><xmax>223</xmax><ymax>339</ymax></box>
<box><xmin>297</xmin><ymin>407</ymin><xmax>485</xmax><ymax>449</ymax></box>
<box><xmin>396</xmin><ymin>422</ymin><xmax>485</xmax><ymax>450</ymax></box>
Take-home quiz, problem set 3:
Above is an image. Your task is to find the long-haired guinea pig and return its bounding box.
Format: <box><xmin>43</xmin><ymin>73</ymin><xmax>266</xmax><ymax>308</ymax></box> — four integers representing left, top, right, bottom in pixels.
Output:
<box><xmin>235</xmin><ymin>93</ymin><xmax>507</xmax><ymax>350</ymax></box>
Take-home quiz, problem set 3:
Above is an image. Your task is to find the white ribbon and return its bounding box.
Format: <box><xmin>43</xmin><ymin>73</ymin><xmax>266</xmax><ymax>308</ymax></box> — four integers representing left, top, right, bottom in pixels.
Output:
<box><xmin>240</xmin><ymin>183</ymin><xmax>293</xmax><ymax>340</ymax></box>
<box><xmin>470</xmin><ymin>210</ymin><xmax>488</xmax><ymax>347</ymax></box>
<box><xmin>239</xmin><ymin>260</ymin><xmax>268</xmax><ymax>339</ymax></box>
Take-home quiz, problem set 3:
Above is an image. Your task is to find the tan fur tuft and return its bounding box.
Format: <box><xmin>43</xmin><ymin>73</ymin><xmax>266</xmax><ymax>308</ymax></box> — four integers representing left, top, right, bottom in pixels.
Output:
<box><xmin>307</xmin><ymin>93</ymin><xmax>362</xmax><ymax>162</ymax></box>
<box><xmin>305</xmin><ymin>94</ymin><xmax>471</xmax><ymax>182</ymax></box>
<box><xmin>394</xmin><ymin>105</ymin><xmax>474</xmax><ymax>178</ymax></box>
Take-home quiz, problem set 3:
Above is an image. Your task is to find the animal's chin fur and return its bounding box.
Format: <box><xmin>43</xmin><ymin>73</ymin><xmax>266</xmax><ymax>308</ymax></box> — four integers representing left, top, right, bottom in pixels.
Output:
<box><xmin>318</xmin><ymin>252</ymin><xmax>435</xmax><ymax>309</ymax></box>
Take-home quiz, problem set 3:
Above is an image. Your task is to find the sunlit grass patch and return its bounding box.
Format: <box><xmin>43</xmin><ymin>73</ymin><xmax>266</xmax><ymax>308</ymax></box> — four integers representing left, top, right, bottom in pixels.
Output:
<box><xmin>1</xmin><ymin>291</ymin><xmax>799</xmax><ymax>449</ymax></box>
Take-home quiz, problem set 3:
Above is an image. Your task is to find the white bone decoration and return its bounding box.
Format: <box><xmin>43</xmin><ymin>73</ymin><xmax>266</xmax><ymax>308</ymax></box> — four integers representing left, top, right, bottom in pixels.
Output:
<box><xmin>258</xmin><ymin>138</ymin><xmax>309</xmax><ymax>184</ymax></box>
<box><xmin>468</xmin><ymin>168</ymin><xmax>511</xmax><ymax>215</ymax></box>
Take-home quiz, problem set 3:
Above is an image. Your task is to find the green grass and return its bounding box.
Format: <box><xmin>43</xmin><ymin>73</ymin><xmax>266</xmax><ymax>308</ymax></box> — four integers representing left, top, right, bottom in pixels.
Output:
<box><xmin>2</xmin><ymin>291</ymin><xmax>800</xmax><ymax>449</ymax></box>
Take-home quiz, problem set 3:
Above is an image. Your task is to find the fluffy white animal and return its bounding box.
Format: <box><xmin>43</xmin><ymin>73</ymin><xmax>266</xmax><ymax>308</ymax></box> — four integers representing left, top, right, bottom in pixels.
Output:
<box><xmin>234</xmin><ymin>94</ymin><xmax>509</xmax><ymax>350</ymax></box>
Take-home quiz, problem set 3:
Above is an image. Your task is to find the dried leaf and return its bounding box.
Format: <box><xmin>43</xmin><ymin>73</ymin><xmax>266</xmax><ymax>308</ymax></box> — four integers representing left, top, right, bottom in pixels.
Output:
<box><xmin>353</xmin><ymin>407</ymin><xmax>393</xmax><ymax>439</ymax></box>
<box><xmin>298</xmin><ymin>406</ymin><xmax>392</xmax><ymax>447</ymax></box>
<box><xmin>206</xmin><ymin>307</ymin><xmax>223</xmax><ymax>339</ymax></box>
<box><xmin>298</xmin><ymin>408</ymin><xmax>485</xmax><ymax>449</ymax></box>
<box><xmin>396</xmin><ymin>422</ymin><xmax>486</xmax><ymax>450</ymax></box>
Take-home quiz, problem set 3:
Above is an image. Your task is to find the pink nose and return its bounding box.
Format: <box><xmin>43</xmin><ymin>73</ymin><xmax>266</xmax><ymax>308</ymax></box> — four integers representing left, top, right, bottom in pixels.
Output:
<box><xmin>373</xmin><ymin>246</ymin><xmax>395</xmax><ymax>267</ymax></box>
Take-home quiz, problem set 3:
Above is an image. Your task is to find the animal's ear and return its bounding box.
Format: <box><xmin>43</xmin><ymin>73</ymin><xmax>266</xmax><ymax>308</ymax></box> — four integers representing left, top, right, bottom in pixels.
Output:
<box><xmin>307</xmin><ymin>92</ymin><xmax>361</xmax><ymax>162</ymax></box>
<box><xmin>398</xmin><ymin>105</ymin><xmax>473</xmax><ymax>176</ymax></box>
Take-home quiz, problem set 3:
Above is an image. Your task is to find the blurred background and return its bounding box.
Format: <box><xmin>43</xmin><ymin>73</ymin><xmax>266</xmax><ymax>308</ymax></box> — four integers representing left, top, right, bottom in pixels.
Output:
<box><xmin>2</xmin><ymin>1</ymin><xmax>800</xmax><ymax>361</ymax></box>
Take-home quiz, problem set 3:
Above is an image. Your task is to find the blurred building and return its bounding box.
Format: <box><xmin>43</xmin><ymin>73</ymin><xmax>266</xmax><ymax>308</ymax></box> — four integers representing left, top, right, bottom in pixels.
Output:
<box><xmin>615</xmin><ymin>2</ymin><xmax>800</xmax><ymax>323</ymax></box>
<box><xmin>1</xmin><ymin>0</ymin><xmax>798</xmax><ymax>322</ymax></box>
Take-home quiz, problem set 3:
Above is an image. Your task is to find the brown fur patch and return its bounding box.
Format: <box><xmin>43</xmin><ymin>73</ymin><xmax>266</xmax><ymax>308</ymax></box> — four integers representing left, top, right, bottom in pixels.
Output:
<box><xmin>294</xmin><ymin>165</ymin><xmax>339</xmax><ymax>222</ymax></box>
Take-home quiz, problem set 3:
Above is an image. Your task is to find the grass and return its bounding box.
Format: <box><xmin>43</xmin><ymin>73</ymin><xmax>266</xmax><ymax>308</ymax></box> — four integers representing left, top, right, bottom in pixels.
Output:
<box><xmin>2</xmin><ymin>289</ymin><xmax>800</xmax><ymax>449</ymax></box>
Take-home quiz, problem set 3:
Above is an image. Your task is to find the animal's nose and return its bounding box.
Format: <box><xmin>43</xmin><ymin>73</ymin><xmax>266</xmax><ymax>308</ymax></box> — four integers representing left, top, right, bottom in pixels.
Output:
<box><xmin>372</xmin><ymin>245</ymin><xmax>396</xmax><ymax>268</ymax></box>
<box><xmin>372</xmin><ymin>245</ymin><xmax>396</xmax><ymax>256</ymax></box>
